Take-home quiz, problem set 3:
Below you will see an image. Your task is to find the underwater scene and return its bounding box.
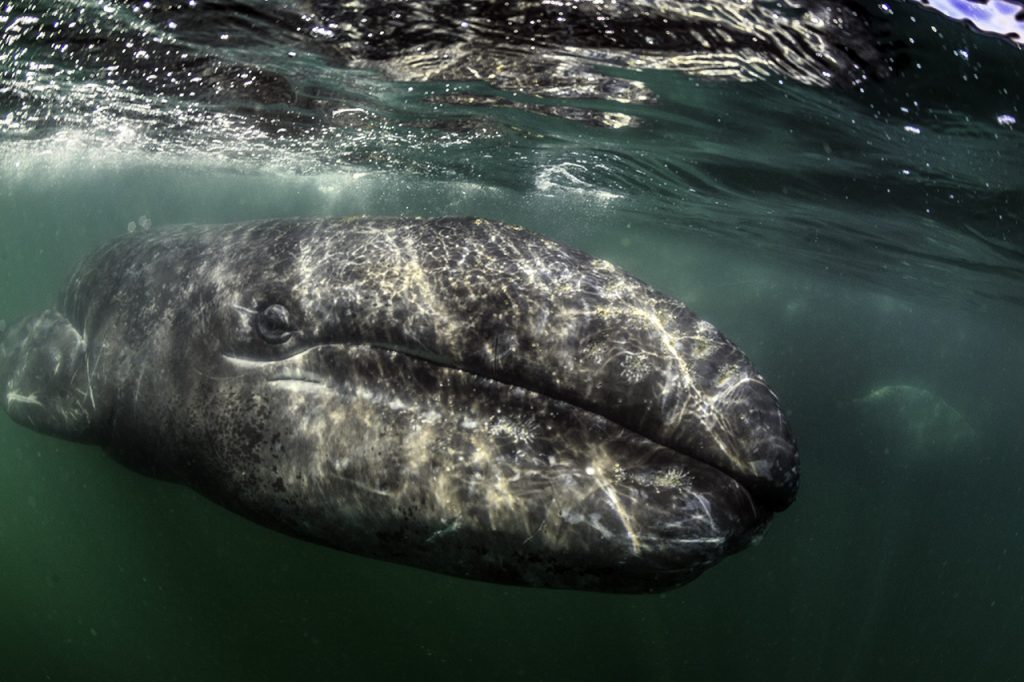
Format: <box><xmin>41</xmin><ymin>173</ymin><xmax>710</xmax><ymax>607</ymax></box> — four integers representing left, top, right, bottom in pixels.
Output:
<box><xmin>1</xmin><ymin>1</ymin><xmax>1022</xmax><ymax>680</ymax></box>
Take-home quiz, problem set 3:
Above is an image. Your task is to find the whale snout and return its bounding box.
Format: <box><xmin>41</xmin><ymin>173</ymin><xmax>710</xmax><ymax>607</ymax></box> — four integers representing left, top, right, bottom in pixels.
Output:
<box><xmin>711</xmin><ymin>376</ymin><xmax>799</xmax><ymax>511</ymax></box>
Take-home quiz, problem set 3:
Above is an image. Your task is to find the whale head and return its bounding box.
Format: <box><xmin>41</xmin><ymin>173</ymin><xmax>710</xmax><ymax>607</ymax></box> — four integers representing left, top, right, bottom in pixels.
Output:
<box><xmin>1</xmin><ymin>217</ymin><xmax>797</xmax><ymax>592</ymax></box>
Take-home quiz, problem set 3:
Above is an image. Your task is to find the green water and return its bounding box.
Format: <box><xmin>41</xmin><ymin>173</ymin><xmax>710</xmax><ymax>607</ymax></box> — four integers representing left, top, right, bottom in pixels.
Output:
<box><xmin>1</xmin><ymin>159</ymin><xmax>1021</xmax><ymax>681</ymax></box>
<box><xmin>2</xmin><ymin>0</ymin><xmax>1023</xmax><ymax>679</ymax></box>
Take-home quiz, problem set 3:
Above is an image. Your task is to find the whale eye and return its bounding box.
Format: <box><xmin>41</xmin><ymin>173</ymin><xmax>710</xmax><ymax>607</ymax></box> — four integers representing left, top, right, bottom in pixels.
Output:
<box><xmin>256</xmin><ymin>303</ymin><xmax>293</xmax><ymax>344</ymax></box>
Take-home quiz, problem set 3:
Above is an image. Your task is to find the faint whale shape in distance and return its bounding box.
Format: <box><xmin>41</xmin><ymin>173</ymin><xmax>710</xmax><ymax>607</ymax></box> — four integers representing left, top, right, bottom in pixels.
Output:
<box><xmin>854</xmin><ymin>384</ymin><xmax>976</xmax><ymax>461</ymax></box>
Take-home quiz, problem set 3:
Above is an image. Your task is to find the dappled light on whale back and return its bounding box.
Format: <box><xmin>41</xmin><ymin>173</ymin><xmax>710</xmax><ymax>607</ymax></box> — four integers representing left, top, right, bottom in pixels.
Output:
<box><xmin>0</xmin><ymin>217</ymin><xmax>798</xmax><ymax>592</ymax></box>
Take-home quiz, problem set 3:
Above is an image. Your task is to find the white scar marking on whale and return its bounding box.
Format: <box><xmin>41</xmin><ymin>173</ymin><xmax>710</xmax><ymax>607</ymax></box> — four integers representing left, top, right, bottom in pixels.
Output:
<box><xmin>82</xmin><ymin>332</ymin><xmax>96</xmax><ymax>411</ymax></box>
<box><xmin>267</xmin><ymin>379</ymin><xmax>332</xmax><ymax>394</ymax></box>
<box><xmin>336</xmin><ymin>476</ymin><xmax>394</xmax><ymax>498</ymax></box>
<box><xmin>221</xmin><ymin>346</ymin><xmax>330</xmax><ymax>369</ymax></box>
<box><xmin>665</xmin><ymin>535</ymin><xmax>727</xmax><ymax>546</ymax></box>
<box><xmin>587</xmin><ymin>462</ymin><xmax>642</xmax><ymax>555</ymax></box>
<box><xmin>7</xmin><ymin>392</ymin><xmax>44</xmax><ymax>408</ymax></box>
<box><xmin>222</xmin><ymin>354</ymin><xmax>266</xmax><ymax>369</ymax></box>
<box><xmin>222</xmin><ymin>348</ymin><xmax>340</xmax><ymax>394</ymax></box>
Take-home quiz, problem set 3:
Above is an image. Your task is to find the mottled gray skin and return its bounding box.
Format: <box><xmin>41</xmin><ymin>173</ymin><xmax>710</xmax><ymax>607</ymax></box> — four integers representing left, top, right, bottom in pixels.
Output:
<box><xmin>1</xmin><ymin>217</ymin><xmax>797</xmax><ymax>592</ymax></box>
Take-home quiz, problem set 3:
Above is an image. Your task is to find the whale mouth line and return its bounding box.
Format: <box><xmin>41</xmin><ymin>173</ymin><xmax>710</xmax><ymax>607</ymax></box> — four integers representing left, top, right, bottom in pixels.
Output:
<box><xmin>221</xmin><ymin>343</ymin><xmax>762</xmax><ymax>513</ymax></box>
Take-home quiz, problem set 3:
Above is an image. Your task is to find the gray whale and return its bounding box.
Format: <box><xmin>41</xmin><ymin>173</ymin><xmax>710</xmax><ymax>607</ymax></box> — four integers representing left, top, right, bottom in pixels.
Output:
<box><xmin>1</xmin><ymin>217</ymin><xmax>797</xmax><ymax>592</ymax></box>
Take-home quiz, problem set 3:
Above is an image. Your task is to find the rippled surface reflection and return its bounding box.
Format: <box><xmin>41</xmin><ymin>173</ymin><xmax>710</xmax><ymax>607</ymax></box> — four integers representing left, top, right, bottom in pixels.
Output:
<box><xmin>0</xmin><ymin>1</ymin><xmax>1022</xmax><ymax>303</ymax></box>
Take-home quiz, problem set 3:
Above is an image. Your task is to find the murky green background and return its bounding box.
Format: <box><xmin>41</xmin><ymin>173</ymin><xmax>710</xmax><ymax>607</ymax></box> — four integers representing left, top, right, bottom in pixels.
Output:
<box><xmin>2</xmin><ymin>0</ymin><xmax>1023</xmax><ymax>678</ymax></box>
<box><xmin>2</xmin><ymin>161</ymin><xmax>1021</xmax><ymax>681</ymax></box>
